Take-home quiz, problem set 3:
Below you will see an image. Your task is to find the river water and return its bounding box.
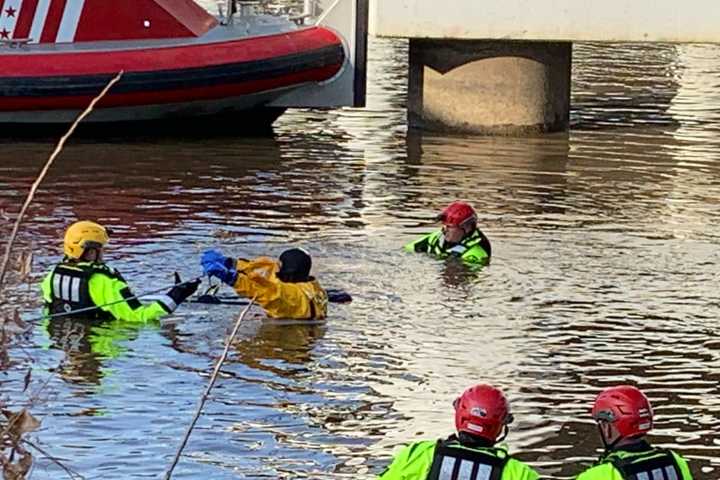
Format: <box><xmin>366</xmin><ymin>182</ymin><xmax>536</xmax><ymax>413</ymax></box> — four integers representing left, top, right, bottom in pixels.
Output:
<box><xmin>0</xmin><ymin>25</ymin><xmax>719</xmax><ymax>480</ymax></box>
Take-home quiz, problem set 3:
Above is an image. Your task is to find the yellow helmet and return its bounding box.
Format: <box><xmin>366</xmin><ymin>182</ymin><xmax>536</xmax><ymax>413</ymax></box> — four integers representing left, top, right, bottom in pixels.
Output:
<box><xmin>63</xmin><ymin>221</ymin><xmax>109</xmax><ymax>259</ymax></box>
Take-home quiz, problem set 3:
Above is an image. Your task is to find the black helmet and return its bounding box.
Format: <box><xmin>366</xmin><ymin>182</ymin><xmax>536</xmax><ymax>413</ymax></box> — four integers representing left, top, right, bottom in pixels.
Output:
<box><xmin>278</xmin><ymin>248</ymin><xmax>312</xmax><ymax>282</ymax></box>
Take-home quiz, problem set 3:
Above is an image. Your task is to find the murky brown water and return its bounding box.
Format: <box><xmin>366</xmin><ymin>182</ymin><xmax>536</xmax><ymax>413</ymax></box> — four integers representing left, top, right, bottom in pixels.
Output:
<box><xmin>1</xmin><ymin>29</ymin><xmax>720</xmax><ymax>480</ymax></box>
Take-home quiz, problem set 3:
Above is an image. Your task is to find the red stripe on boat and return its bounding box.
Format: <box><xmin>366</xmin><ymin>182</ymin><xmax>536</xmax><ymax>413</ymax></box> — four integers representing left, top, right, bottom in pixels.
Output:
<box><xmin>1</xmin><ymin>26</ymin><xmax>342</xmax><ymax>76</ymax></box>
<box><xmin>13</xmin><ymin>0</ymin><xmax>39</xmax><ymax>39</ymax></box>
<box><xmin>0</xmin><ymin>64</ymin><xmax>342</xmax><ymax>111</ymax></box>
<box><xmin>39</xmin><ymin>0</ymin><xmax>65</xmax><ymax>43</ymax></box>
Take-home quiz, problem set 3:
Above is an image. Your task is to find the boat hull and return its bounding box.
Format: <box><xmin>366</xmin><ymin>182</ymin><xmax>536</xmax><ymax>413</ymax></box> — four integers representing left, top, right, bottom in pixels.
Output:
<box><xmin>0</xmin><ymin>24</ymin><xmax>345</xmax><ymax>124</ymax></box>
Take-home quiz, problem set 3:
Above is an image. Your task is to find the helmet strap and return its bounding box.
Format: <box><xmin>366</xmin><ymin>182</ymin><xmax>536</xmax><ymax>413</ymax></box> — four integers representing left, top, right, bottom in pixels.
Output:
<box><xmin>459</xmin><ymin>216</ymin><xmax>477</xmax><ymax>232</ymax></box>
<box><xmin>598</xmin><ymin>423</ymin><xmax>620</xmax><ymax>453</ymax></box>
<box><xmin>80</xmin><ymin>247</ymin><xmax>102</xmax><ymax>263</ymax></box>
<box><xmin>495</xmin><ymin>424</ymin><xmax>509</xmax><ymax>443</ymax></box>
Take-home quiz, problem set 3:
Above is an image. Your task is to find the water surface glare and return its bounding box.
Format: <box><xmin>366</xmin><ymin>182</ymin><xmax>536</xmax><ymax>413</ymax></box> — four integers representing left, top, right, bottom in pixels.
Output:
<box><xmin>1</xmin><ymin>35</ymin><xmax>720</xmax><ymax>479</ymax></box>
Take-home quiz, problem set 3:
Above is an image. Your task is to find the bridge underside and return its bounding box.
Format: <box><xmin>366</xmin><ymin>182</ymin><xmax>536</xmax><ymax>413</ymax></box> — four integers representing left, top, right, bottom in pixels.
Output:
<box><xmin>409</xmin><ymin>40</ymin><xmax>571</xmax><ymax>135</ymax></box>
<box><xmin>371</xmin><ymin>0</ymin><xmax>720</xmax><ymax>135</ymax></box>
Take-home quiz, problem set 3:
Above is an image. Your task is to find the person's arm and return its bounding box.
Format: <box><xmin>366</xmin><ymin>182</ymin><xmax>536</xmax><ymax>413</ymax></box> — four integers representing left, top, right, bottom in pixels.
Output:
<box><xmin>503</xmin><ymin>459</ymin><xmax>540</xmax><ymax>480</ymax></box>
<box><xmin>232</xmin><ymin>257</ymin><xmax>282</xmax><ymax>305</ymax></box>
<box><xmin>574</xmin><ymin>463</ymin><xmax>617</xmax><ymax>480</ymax></box>
<box><xmin>404</xmin><ymin>232</ymin><xmax>437</xmax><ymax>253</ymax></box>
<box><xmin>40</xmin><ymin>271</ymin><xmax>52</xmax><ymax>303</ymax></box>
<box><xmin>378</xmin><ymin>442</ymin><xmax>435</xmax><ymax>480</ymax></box>
<box><xmin>88</xmin><ymin>273</ymin><xmax>197</xmax><ymax>324</ymax></box>
<box><xmin>672</xmin><ymin>452</ymin><xmax>694</xmax><ymax>480</ymax></box>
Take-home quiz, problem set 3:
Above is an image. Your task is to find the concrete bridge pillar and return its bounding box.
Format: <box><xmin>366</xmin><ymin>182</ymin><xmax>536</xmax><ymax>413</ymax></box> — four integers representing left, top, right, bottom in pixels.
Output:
<box><xmin>408</xmin><ymin>40</ymin><xmax>572</xmax><ymax>135</ymax></box>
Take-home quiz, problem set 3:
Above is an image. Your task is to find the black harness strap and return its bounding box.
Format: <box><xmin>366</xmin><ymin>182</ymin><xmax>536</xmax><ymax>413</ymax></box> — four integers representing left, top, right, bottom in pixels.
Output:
<box><xmin>427</xmin><ymin>440</ymin><xmax>508</xmax><ymax>480</ymax></box>
<box><xmin>608</xmin><ymin>449</ymin><xmax>682</xmax><ymax>480</ymax></box>
<box><xmin>49</xmin><ymin>263</ymin><xmax>121</xmax><ymax>320</ymax></box>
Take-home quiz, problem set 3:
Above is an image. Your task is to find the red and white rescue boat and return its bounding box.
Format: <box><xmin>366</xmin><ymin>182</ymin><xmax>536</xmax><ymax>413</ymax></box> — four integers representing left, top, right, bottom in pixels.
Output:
<box><xmin>0</xmin><ymin>0</ymin><xmax>346</xmax><ymax>126</ymax></box>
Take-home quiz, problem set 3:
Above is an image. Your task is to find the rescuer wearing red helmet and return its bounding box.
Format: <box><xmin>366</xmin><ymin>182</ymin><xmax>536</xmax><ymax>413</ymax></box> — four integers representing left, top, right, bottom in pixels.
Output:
<box><xmin>404</xmin><ymin>201</ymin><xmax>491</xmax><ymax>265</ymax></box>
<box><xmin>576</xmin><ymin>385</ymin><xmax>693</xmax><ymax>480</ymax></box>
<box><xmin>378</xmin><ymin>384</ymin><xmax>538</xmax><ymax>480</ymax></box>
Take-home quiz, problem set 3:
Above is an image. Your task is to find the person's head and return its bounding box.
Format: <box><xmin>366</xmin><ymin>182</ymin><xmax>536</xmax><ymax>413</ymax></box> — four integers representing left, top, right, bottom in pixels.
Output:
<box><xmin>63</xmin><ymin>221</ymin><xmax>109</xmax><ymax>263</ymax></box>
<box><xmin>277</xmin><ymin>248</ymin><xmax>312</xmax><ymax>283</ymax></box>
<box><xmin>438</xmin><ymin>201</ymin><xmax>477</xmax><ymax>244</ymax></box>
<box><xmin>592</xmin><ymin>385</ymin><xmax>653</xmax><ymax>450</ymax></box>
<box><xmin>454</xmin><ymin>384</ymin><xmax>514</xmax><ymax>445</ymax></box>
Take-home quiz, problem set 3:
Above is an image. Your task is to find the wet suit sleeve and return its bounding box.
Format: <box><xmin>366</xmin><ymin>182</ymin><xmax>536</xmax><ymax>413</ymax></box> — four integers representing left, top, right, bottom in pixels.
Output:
<box><xmin>404</xmin><ymin>232</ymin><xmax>436</xmax><ymax>253</ymax></box>
<box><xmin>575</xmin><ymin>463</ymin><xmax>618</xmax><ymax>480</ymax></box>
<box><xmin>377</xmin><ymin>441</ymin><xmax>436</xmax><ymax>480</ymax></box>
<box><xmin>40</xmin><ymin>271</ymin><xmax>52</xmax><ymax>303</ymax></box>
<box><xmin>88</xmin><ymin>273</ymin><xmax>171</xmax><ymax>324</ymax></box>
<box><xmin>672</xmin><ymin>452</ymin><xmax>694</xmax><ymax>480</ymax></box>
<box><xmin>502</xmin><ymin>458</ymin><xmax>540</xmax><ymax>480</ymax></box>
<box><xmin>232</xmin><ymin>257</ymin><xmax>282</xmax><ymax>306</ymax></box>
<box><xmin>232</xmin><ymin>258</ymin><xmax>328</xmax><ymax>319</ymax></box>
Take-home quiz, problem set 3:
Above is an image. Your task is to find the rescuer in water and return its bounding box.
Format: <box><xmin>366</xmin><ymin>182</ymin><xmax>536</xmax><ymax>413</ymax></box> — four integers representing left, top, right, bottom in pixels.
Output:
<box><xmin>576</xmin><ymin>385</ymin><xmax>694</xmax><ymax>480</ymax></box>
<box><xmin>377</xmin><ymin>384</ymin><xmax>539</xmax><ymax>480</ymax></box>
<box><xmin>201</xmin><ymin>247</ymin><xmax>329</xmax><ymax>320</ymax></box>
<box><xmin>405</xmin><ymin>201</ymin><xmax>491</xmax><ymax>265</ymax></box>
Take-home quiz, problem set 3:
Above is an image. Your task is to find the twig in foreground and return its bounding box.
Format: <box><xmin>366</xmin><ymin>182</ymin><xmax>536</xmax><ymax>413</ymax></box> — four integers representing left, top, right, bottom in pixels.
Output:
<box><xmin>0</xmin><ymin>71</ymin><xmax>124</xmax><ymax>292</ymax></box>
<box><xmin>163</xmin><ymin>297</ymin><xmax>257</xmax><ymax>480</ymax></box>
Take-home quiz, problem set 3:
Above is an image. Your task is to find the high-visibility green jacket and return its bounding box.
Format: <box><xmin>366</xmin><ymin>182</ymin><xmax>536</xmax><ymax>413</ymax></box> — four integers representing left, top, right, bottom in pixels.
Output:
<box><xmin>404</xmin><ymin>229</ymin><xmax>491</xmax><ymax>265</ymax></box>
<box><xmin>378</xmin><ymin>437</ymin><xmax>539</xmax><ymax>480</ymax></box>
<box><xmin>576</xmin><ymin>442</ymin><xmax>693</xmax><ymax>480</ymax></box>
<box><xmin>41</xmin><ymin>260</ymin><xmax>174</xmax><ymax>323</ymax></box>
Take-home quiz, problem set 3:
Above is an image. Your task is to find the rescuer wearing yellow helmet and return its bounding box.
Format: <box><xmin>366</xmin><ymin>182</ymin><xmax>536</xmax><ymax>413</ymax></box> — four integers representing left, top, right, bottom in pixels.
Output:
<box><xmin>40</xmin><ymin>220</ymin><xmax>199</xmax><ymax>322</ymax></box>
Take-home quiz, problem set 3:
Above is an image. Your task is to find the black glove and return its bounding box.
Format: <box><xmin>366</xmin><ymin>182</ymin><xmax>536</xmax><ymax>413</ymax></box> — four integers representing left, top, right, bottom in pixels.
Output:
<box><xmin>168</xmin><ymin>278</ymin><xmax>201</xmax><ymax>305</ymax></box>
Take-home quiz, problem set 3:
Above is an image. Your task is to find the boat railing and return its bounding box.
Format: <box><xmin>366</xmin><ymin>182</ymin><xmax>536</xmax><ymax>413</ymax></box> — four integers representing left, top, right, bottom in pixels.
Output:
<box><xmin>0</xmin><ymin>38</ymin><xmax>31</xmax><ymax>48</ymax></box>
<box><xmin>220</xmin><ymin>0</ymin><xmax>317</xmax><ymax>25</ymax></box>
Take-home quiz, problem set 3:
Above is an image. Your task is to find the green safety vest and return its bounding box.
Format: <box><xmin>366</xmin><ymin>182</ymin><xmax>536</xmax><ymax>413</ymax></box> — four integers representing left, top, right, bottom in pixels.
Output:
<box><xmin>576</xmin><ymin>445</ymin><xmax>694</xmax><ymax>480</ymax></box>
<box><xmin>41</xmin><ymin>261</ymin><xmax>173</xmax><ymax>324</ymax></box>
<box><xmin>378</xmin><ymin>437</ymin><xmax>539</xmax><ymax>480</ymax></box>
<box><xmin>45</xmin><ymin>262</ymin><xmax>122</xmax><ymax>320</ymax></box>
<box><xmin>404</xmin><ymin>229</ymin><xmax>491</xmax><ymax>265</ymax></box>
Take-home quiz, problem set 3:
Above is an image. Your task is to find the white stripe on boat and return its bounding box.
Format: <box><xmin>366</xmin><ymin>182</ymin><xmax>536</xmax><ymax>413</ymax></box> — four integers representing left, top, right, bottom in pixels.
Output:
<box><xmin>29</xmin><ymin>0</ymin><xmax>50</xmax><ymax>44</ymax></box>
<box><xmin>55</xmin><ymin>0</ymin><xmax>83</xmax><ymax>43</ymax></box>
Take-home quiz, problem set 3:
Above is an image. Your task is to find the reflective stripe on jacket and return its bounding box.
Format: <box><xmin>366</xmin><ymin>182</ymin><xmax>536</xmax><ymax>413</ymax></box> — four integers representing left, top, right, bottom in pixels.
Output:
<box><xmin>41</xmin><ymin>261</ymin><xmax>173</xmax><ymax>323</ymax></box>
<box><xmin>232</xmin><ymin>257</ymin><xmax>328</xmax><ymax>320</ymax></box>
<box><xmin>576</xmin><ymin>445</ymin><xmax>694</xmax><ymax>480</ymax></box>
<box><xmin>404</xmin><ymin>229</ymin><xmax>491</xmax><ymax>265</ymax></box>
<box><xmin>378</xmin><ymin>437</ymin><xmax>539</xmax><ymax>480</ymax></box>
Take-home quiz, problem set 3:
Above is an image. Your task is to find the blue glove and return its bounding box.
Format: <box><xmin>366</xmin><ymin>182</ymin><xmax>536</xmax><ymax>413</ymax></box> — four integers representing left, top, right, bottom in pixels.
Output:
<box><xmin>201</xmin><ymin>250</ymin><xmax>237</xmax><ymax>285</ymax></box>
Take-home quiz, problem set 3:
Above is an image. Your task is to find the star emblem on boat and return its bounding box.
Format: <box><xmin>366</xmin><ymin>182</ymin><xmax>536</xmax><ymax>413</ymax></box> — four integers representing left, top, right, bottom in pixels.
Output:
<box><xmin>0</xmin><ymin>29</ymin><xmax>9</xmax><ymax>39</ymax></box>
<box><xmin>5</xmin><ymin>7</ymin><xmax>16</xmax><ymax>17</ymax></box>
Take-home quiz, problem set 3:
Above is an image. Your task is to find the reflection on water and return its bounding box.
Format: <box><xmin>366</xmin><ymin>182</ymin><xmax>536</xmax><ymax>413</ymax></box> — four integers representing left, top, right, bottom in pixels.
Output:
<box><xmin>1</xmin><ymin>37</ymin><xmax>720</xmax><ymax>479</ymax></box>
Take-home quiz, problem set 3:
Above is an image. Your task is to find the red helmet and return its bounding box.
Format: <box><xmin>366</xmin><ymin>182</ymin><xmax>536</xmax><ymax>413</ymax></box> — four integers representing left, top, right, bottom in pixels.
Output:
<box><xmin>438</xmin><ymin>201</ymin><xmax>477</xmax><ymax>227</ymax></box>
<box><xmin>454</xmin><ymin>384</ymin><xmax>513</xmax><ymax>441</ymax></box>
<box><xmin>592</xmin><ymin>385</ymin><xmax>653</xmax><ymax>439</ymax></box>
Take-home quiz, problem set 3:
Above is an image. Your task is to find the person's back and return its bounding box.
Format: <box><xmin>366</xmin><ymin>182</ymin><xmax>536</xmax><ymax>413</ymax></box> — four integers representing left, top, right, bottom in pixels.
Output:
<box><xmin>577</xmin><ymin>441</ymin><xmax>691</xmax><ymax>480</ymax></box>
<box><xmin>380</xmin><ymin>436</ymin><xmax>537</xmax><ymax>480</ymax></box>
<box><xmin>576</xmin><ymin>385</ymin><xmax>693</xmax><ymax>480</ymax></box>
<box><xmin>405</xmin><ymin>201</ymin><xmax>491</xmax><ymax>265</ymax></box>
<box><xmin>378</xmin><ymin>384</ymin><xmax>538</xmax><ymax>480</ymax></box>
